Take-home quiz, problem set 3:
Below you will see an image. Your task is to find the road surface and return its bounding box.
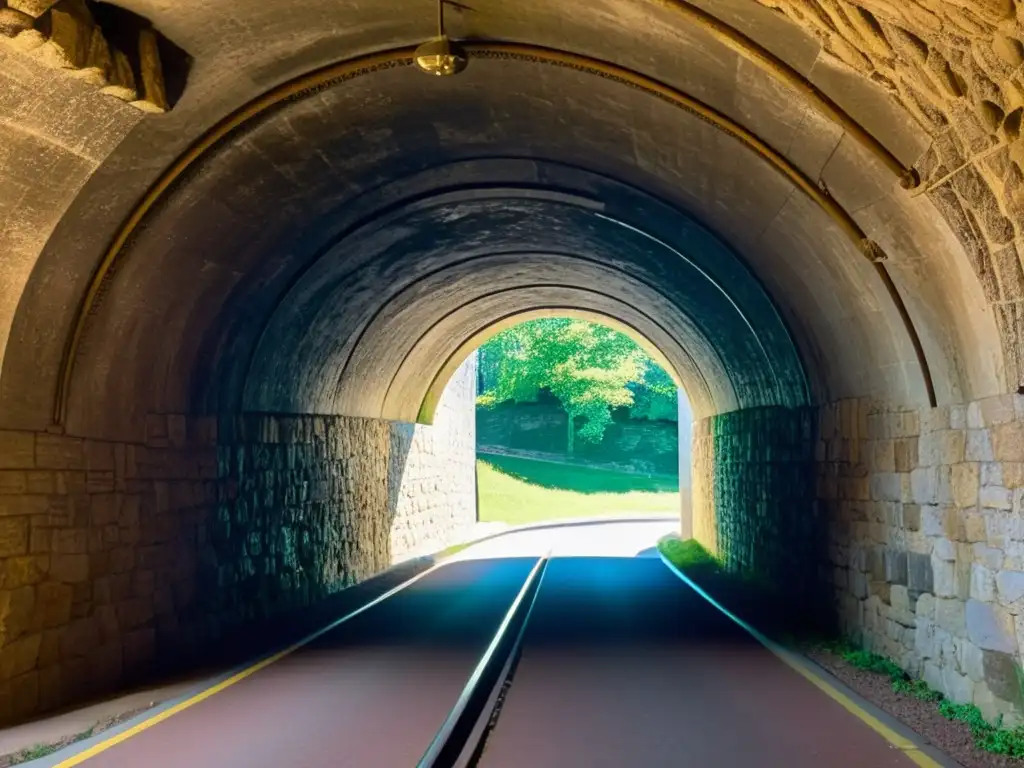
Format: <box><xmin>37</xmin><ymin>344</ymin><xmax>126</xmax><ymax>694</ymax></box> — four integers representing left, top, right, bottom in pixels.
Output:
<box><xmin>42</xmin><ymin>520</ymin><xmax>935</xmax><ymax>768</ymax></box>
<box><xmin>478</xmin><ymin>556</ymin><xmax>918</xmax><ymax>768</ymax></box>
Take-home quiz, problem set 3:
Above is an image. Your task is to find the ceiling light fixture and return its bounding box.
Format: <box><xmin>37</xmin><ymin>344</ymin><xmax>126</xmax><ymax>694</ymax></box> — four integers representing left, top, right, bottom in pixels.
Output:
<box><xmin>414</xmin><ymin>0</ymin><xmax>467</xmax><ymax>76</ymax></box>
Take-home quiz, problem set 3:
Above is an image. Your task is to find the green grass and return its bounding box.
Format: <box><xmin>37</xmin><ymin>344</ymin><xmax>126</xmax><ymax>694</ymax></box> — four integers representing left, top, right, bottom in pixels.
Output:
<box><xmin>821</xmin><ymin>640</ymin><xmax>1024</xmax><ymax>757</ymax></box>
<box><xmin>8</xmin><ymin>727</ymin><xmax>93</xmax><ymax>765</ymax></box>
<box><xmin>476</xmin><ymin>458</ymin><xmax>679</xmax><ymax>525</ymax></box>
<box><xmin>657</xmin><ymin>536</ymin><xmax>719</xmax><ymax>572</ymax></box>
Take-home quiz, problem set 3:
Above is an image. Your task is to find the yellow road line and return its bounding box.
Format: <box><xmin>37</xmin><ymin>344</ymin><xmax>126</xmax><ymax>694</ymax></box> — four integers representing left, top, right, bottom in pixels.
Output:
<box><xmin>658</xmin><ymin>554</ymin><xmax>943</xmax><ymax>768</ymax></box>
<box><xmin>54</xmin><ymin>561</ymin><xmax>445</xmax><ymax>767</ymax></box>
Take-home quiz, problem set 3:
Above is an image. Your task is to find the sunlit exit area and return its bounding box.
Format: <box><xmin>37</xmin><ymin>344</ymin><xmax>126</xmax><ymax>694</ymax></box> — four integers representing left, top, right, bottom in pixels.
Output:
<box><xmin>3</xmin><ymin>0</ymin><xmax>1024</xmax><ymax>765</ymax></box>
<box><xmin>472</xmin><ymin>316</ymin><xmax>691</xmax><ymax>528</ymax></box>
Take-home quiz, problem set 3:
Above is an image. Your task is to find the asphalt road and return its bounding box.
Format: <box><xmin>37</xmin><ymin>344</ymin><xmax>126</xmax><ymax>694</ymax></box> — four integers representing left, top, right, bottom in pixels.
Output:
<box><xmin>479</xmin><ymin>557</ymin><xmax>919</xmax><ymax>768</ymax></box>
<box><xmin>66</xmin><ymin>557</ymin><xmax>538</xmax><ymax>768</ymax></box>
<box><xmin>52</xmin><ymin>538</ymin><xmax>930</xmax><ymax>768</ymax></box>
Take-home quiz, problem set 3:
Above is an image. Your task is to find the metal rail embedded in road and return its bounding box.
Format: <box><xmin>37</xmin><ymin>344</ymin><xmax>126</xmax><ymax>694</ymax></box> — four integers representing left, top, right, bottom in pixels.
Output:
<box><xmin>416</xmin><ymin>553</ymin><xmax>550</xmax><ymax>768</ymax></box>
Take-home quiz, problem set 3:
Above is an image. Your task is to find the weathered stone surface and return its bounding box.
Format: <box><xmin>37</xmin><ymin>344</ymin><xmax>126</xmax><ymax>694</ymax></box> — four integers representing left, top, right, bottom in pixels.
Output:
<box><xmin>0</xmin><ymin>633</ymin><xmax>40</xmax><ymax>680</ymax></box>
<box><xmin>983</xmin><ymin>650</ymin><xmax>1024</xmax><ymax>709</ymax></box>
<box><xmin>952</xmin><ymin>464</ymin><xmax>980</xmax><ymax>508</ymax></box>
<box><xmin>973</xmin><ymin>564</ymin><xmax>997</xmax><ymax>603</ymax></box>
<box><xmin>937</xmin><ymin>598</ymin><xmax>967</xmax><ymax>637</ymax></box>
<box><xmin>0</xmin><ymin>433</ymin><xmax>34</xmax><ymax>470</ymax></box>
<box><xmin>0</xmin><ymin>518</ymin><xmax>29</xmax><ymax>557</ymax></box>
<box><xmin>967</xmin><ymin>599</ymin><xmax>1018</xmax><ymax>653</ymax></box>
<box><xmin>0</xmin><ymin>8</ymin><xmax>34</xmax><ymax>37</ymax></box>
<box><xmin>998</xmin><ymin>571</ymin><xmax>1024</xmax><ymax>607</ymax></box>
<box><xmin>908</xmin><ymin>552</ymin><xmax>934</xmax><ymax>594</ymax></box>
<box><xmin>994</xmin><ymin>423</ymin><xmax>1024</xmax><ymax>462</ymax></box>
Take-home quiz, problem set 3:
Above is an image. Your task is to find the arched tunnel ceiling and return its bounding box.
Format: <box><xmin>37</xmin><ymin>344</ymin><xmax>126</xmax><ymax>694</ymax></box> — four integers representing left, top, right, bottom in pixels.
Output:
<box><xmin>0</xmin><ymin>0</ymin><xmax>1016</xmax><ymax>437</ymax></box>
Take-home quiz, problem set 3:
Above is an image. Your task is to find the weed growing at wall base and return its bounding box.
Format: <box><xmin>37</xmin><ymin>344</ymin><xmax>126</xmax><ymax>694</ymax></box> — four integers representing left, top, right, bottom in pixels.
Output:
<box><xmin>827</xmin><ymin>641</ymin><xmax>1024</xmax><ymax>757</ymax></box>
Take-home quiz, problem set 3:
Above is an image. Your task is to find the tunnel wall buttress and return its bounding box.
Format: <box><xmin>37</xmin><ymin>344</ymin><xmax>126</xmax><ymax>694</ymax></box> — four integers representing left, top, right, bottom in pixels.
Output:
<box><xmin>695</xmin><ymin>395</ymin><xmax>1024</xmax><ymax>724</ymax></box>
<box><xmin>0</xmin><ymin>359</ymin><xmax>477</xmax><ymax>725</ymax></box>
<box><xmin>691</xmin><ymin>406</ymin><xmax>827</xmax><ymax>618</ymax></box>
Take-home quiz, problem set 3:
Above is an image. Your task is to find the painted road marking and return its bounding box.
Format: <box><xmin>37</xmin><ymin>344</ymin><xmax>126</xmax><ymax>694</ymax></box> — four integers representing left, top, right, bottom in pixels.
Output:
<box><xmin>52</xmin><ymin>560</ymin><xmax>455</xmax><ymax>767</ymax></box>
<box><xmin>657</xmin><ymin>551</ymin><xmax>944</xmax><ymax>768</ymax></box>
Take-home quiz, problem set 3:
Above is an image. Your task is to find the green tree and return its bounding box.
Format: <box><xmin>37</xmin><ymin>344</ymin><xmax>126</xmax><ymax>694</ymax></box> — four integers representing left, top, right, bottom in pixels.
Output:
<box><xmin>477</xmin><ymin>318</ymin><xmax>671</xmax><ymax>453</ymax></box>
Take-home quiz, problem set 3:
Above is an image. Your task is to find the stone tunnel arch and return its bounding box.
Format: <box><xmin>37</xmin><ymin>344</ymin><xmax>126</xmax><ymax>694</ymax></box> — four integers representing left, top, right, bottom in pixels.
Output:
<box><xmin>0</xmin><ymin>0</ymin><xmax>1022</xmax><ymax>729</ymax></box>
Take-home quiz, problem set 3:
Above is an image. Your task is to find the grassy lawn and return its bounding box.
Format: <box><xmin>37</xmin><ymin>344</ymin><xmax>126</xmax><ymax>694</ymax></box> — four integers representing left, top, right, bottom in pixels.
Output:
<box><xmin>476</xmin><ymin>456</ymin><xmax>679</xmax><ymax>525</ymax></box>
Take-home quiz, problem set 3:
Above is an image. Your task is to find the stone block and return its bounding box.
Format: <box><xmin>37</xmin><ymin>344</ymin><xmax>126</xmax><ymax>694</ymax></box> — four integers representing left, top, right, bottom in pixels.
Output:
<box><xmin>981</xmin><ymin>485</ymin><xmax>1013</xmax><ymax>510</ymax></box>
<box><xmin>51</xmin><ymin>528</ymin><xmax>87</xmax><ymax>554</ymax></box>
<box><xmin>49</xmin><ymin>554</ymin><xmax>88</xmax><ymax>583</ymax></box>
<box><xmin>919</xmin><ymin>430</ymin><xmax>965</xmax><ymax>466</ymax></box>
<box><xmin>943</xmin><ymin>665</ymin><xmax>976</xmax><ymax>704</ymax></box>
<box><xmin>0</xmin><ymin>633</ymin><xmax>40</xmax><ymax>680</ymax></box>
<box><xmin>962</xmin><ymin>640</ymin><xmax>985</xmax><ymax>682</ymax></box>
<box><xmin>933</xmin><ymin>556</ymin><xmax>957</xmax><ymax>597</ymax></box>
<box><xmin>904</xmin><ymin>504</ymin><xmax>922</xmax><ymax>531</ymax></box>
<box><xmin>998</xmin><ymin>570</ymin><xmax>1024</xmax><ymax>608</ymax></box>
<box><xmin>0</xmin><ymin>432</ymin><xmax>35</xmax><ymax>470</ymax></box>
<box><xmin>84</xmin><ymin>442</ymin><xmax>115</xmax><ymax>472</ymax></box>
<box><xmin>972</xmin><ymin>564</ymin><xmax>997</xmax><ymax>602</ymax></box>
<box><xmin>1005</xmin><ymin>463</ymin><xmax>1024</xmax><ymax>489</ymax></box>
<box><xmin>980</xmin><ymin>395</ymin><xmax>1018</xmax><ymax>426</ymax></box>
<box><xmin>894</xmin><ymin>438</ymin><xmax>917</xmax><ymax>472</ymax></box>
<box><xmin>967</xmin><ymin>599</ymin><xmax>1018</xmax><ymax>653</ymax></box>
<box><xmin>917</xmin><ymin>592</ymin><xmax>936</xmax><ymax>619</ymax></box>
<box><xmin>993</xmin><ymin>422</ymin><xmax>1024</xmax><ymax>462</ymax></box>
<box><xmin>922</xmin><ymin>407</ymin><xmax>950</xmax><ymax>434</ymax></box>
<box><xmin>0</xmin><ymin>517</ymin><xmax>29</xmax><ymax>557</ymax></box>
<box><xmin>908</xmin><ymin>552</ymin><xmax>934</xmax><ymax>594</ymax></box>
<box><xmin>964</xmin><ymin>512</ymin><xmax>987</xmax><ymax>543</ymax></box>
<box><xmin>974</xmin><ymin>543</ymin><xmax>1004</xmax><ymax>569</ymax></box>
<box><xmin>967</xmin><ymin>430</ymin><xmax>995</xmax><ymax>462</ymax></box>
<box><xmin>937</xmin><ymin>598</ymin><xmax>967</xmax><ymax>637</ymax></box>
<box><xmin>982</xmin><ymin>650</ymin><xmax>1024</xmax><ymax>708</ymax></box>
<box><xmin>35</xmin><ymin>436</ymin><xmax>84</xmax><ymax>471</ymax></box>
<box><xmin>913</xmin><ymin>468</ymin><xmax>937</xmax><ymax>505</ymax></box>
<box><xmin>871</xmin><ymin>440</ymin><xmax>896</xmax><ymax>471</ymax></box>
<box><xmin>924</xmin><ymin>660</ymin><xmax>943</xmax><ymax>692</ymax></box>
<box><xmin>870</xmin><ymin>472</ymin><xmax>901</xmax><ymax>501</ymax></box>
<box><xmin>0</xmin><ymin>556</ymin><xmax>49</xmax><ymax>590</ymax></box>
<box><xmin>951</xmin><ymin>406</ymin><xmax>968</xmax><ymax>430</ymax></box>
<box><xmin>35</xmin><ymin>582</ymin><xmax>72</xmax><ymax>630</ymax></box>
<box><xmin>922</xmin><ymin>505</ymin><xmax>947</xmax><ymax>535</ymax></box>
<box><xmin>952</xmin><ymin>464</ymin><xmax>980</xmax><ymax>508</ymax></box>
<box><xmin>885</xmin><ymin>549</ymin><xmax>908</xmax><ymax>585</ymax></box>
<box><xmin>974</xmin><ymin>681</ymin><xmax>1005</xmax><ymax>724</ymax></box>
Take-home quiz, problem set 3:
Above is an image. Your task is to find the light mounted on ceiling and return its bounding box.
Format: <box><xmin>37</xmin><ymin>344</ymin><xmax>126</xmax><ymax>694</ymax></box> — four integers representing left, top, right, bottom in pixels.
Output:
<box><xmin>414</xmin><ymin>0</ymin><xmax>467</xmax><ymax>76</ymax></box>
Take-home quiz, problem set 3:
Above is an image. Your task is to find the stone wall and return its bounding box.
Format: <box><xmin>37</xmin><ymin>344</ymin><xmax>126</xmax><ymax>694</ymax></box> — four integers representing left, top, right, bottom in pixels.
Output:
<box><xmin>0</xmin><ymin>360</ymin><xmax>478</xmax><ymax>725</ymax></box>
<box><xmin>823</xmin><ymin>395</ymin><xmax>1024</xmax><ymax>723</ymax></box>
<box><xmin>694</xmin><ymin>395</ymin><xmax>1024</xmax><ymax>720</ymax></box>
<box><xmin>0</xmin><ymin>0</ymin><xmax>186</xmax><ymax>112</ymax></box>
<box><xmin>389</xmin><ymin>354</ymin><xmax>478</xmax><ymax>560</ymax></box>
<box><xmin>691</xmin><ymin>406</ymin><xmax>826</xmax><ymax>615</ymax></box>
<box><xmin>756</xmin><ymin>0</ymin><xmax>1024</xmax><ymax>386</ymax></box>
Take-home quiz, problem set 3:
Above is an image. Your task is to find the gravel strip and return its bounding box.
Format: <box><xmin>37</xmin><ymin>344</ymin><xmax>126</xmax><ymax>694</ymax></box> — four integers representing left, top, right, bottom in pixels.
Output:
<box><xmin>0</xmin><ymin>705</ymin><xmax>152</xmax><ymax>767</ymax></box>
<box><xmin>807</xmin><ymin>649</ymin><xmax>1019</xmax><ymax>768</ymax></box>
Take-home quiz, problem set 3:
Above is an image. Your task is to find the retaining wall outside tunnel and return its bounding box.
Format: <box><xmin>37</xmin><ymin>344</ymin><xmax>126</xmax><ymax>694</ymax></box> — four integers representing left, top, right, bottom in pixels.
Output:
<box><xmin>3</xmin><ymin>0</ymin><xmax>1024</xmax><ymax>732</ymax></box>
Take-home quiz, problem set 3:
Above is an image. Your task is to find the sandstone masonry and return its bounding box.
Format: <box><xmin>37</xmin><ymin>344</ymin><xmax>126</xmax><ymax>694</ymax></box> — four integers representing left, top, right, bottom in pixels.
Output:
<box><xmin>0</xmin><ymin>358</ymin><xmax>477</xmax><ymax>725</ymax></box>
<box><xmin>694</xmin><ymin>393</ymin><xmax>1024</xmax><ymax>722</ymax></box>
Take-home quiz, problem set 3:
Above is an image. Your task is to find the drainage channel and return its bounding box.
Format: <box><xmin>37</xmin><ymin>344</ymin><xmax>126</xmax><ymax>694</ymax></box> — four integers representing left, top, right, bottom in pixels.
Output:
<box><xmin>416</xmin><ymin>553</ymin><xmax>550</xmax><ymax>768</ymax></box>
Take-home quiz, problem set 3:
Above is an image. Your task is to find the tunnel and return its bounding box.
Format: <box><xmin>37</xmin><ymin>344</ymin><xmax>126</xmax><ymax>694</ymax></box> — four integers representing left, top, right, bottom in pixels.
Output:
<box><xmin>1</xmin><ymin>0</ymin><xmax>1023</xmax><ymax>732</ymax></box>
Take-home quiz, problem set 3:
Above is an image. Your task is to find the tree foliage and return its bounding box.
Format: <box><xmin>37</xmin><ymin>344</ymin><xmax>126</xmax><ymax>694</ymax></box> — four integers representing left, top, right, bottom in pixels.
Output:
<box><xmin>477</xmin><ymin>318</ymin><xmax>677</xmax><ymax>450</ymax></box>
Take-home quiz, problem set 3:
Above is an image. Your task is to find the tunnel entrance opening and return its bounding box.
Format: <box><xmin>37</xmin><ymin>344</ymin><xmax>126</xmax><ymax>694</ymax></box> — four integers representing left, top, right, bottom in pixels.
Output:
<box><xmin>467</xmin><ymin>314</ymin><xmax>691</xmax><ymax>529</ymax></box>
